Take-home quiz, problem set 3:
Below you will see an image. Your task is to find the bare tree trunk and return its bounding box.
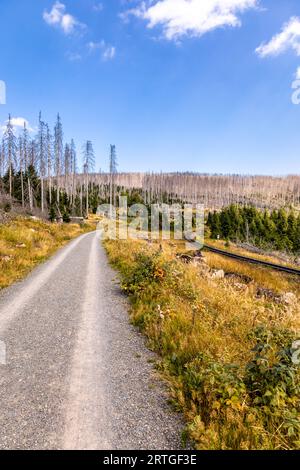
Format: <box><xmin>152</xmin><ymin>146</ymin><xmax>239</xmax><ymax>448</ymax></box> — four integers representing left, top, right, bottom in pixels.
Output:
<box><xmin>28</xmin><ymin>177</ymin><xmax>33</xmax><ymax>211</ymax></box>
<box><xmin>86</xmin><ymin>177</ymin><xmax>89</xmax><ymax>217</ymax></box>
<box><xmin>21</xmin><ymin>170</ymin><xmax>24</xmax><ymax>208</ymax></box>
<box><xmin>9</xmin><ymin>163</ymin><xmax>12</xmax><ymax>198</ymax></box>
<box><xmin>109</xmin><ymin>172</ymin><xmax>113</xmax><ymax>217</ymax></box>
<box><xmin>57</xmin><ymin>180</ymin><xmax>60</xmax><ymax>204</ymax></box>
<box><xmin>41</xmin><ymin>177</ymin><xmax>44</xmax><ymax>213</ymax></box>
<box><xmin>49</xmin><ymin>177</ymin><xmax>52</xmax><ymax>206</ymax></box>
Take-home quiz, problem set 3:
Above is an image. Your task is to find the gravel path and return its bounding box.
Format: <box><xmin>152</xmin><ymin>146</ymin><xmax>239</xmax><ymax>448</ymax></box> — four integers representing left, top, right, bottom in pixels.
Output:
<box><xmin>0</xmin><ymin>231</ymin><xmax>183</xmax><ymax>450</ymax></box>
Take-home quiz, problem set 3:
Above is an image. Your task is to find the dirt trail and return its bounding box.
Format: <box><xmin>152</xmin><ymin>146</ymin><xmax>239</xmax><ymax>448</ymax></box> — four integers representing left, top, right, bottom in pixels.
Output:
<box><xmin>0</xmin><ymin>231</ymin><xmax>183</xmax><ymax>450</ymax></box>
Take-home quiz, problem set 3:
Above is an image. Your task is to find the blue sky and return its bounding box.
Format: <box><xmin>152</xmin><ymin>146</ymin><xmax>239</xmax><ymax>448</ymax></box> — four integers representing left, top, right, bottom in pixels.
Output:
<box><xmin>1</xmin><ymin>0</ymin><xmax>300</xmax><ymax>174</ymax></box>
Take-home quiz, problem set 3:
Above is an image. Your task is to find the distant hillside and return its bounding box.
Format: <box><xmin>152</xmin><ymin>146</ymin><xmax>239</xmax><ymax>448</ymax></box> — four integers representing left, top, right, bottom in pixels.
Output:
<box><xmin>71</xmin><ymin>172</ymin><xmax>300</xmax><ymax>210</ymax></box>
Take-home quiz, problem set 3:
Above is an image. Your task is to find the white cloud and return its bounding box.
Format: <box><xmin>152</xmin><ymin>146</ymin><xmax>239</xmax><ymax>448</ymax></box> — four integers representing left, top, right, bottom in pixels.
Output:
<box><xmin>124</xmin><ymin>0</ymin><xmax>258</xmax><ymax>41</ymax></box>
<box><xmin>1</xmin><ymin>117</ymin><xmax>34</xmax><ymax>135</ymax></box>
<box><xmin>43</xmin><ymin>1</ymin><xmax>85</xmax><ymax>35</ymax></box>
<box><xmin>87</xmin><ymin>41</ymin><xmax>116</xmax><ymax>60</ymax></box>
<box><xmin>93</xmin><ymin>3</ymin><xmax>104</xmax><ymax>13</ymax></box>
<box><xmin>256</xmin><ymin>17</ymin><xmax>300</xmax><ymax>57</ymax></box>
<box><xmin>103</xmin><ymin>45</ymin><xmax>116</xmax><ymax>60</ymax></box>
<box><xmin>87</xmin><ymin>40</ymin><xmax>105</xmax><ymax>51</ymax></box>
<box><xmin>67</xmin><ymin>52</ymin><xmax>82</xmax><ymax>61</ymax></box>
<box><xmin>10</xmin><ymin>117</ymin><xmax>30</xmax><ymax>129</ymax></box>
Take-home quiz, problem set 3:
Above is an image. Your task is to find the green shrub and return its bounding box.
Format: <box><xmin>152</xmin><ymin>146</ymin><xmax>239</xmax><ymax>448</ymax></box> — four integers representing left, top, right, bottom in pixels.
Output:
<box><xmin>62</xmin><ymin>211</ymin><xmax>71</xmax><ymax>223</ymax></box>
<box><xmin>121</xmin><ymin>252</ymin><xmax>165</xmax><ymax>294</ymax></box>
<box><xmin>3</xmin><ymin>201</ymin><xmax>12</xmax><ymax>212</ymax></box>
<box><xmin>245</xmin><ymin>326</ymin><xmax>300</xmax><ymax>447</ymax></box>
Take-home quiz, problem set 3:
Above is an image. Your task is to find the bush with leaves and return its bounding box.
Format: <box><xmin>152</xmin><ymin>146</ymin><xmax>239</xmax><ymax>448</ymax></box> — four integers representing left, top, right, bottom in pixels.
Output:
<box><xmin>178</xmin><ymin>354</ymin><xmax>264</xmax><ymax>449</ymax></box>
<box><xmin>245</xmin><ymin>326</ymin><xmax>300</xmax><ymax>447</ymax></box>
<box><xmin>120</xmin><ymin>252</ymin><xmax>166</xmax><ymax>295</ymax></box>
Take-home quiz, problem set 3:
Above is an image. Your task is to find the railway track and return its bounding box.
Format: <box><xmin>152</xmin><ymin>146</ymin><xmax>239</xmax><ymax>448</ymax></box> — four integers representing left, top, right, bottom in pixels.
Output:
<box><xmin>203</xmin><ymin>244</ymin><xmax>300</xmax><ymax>277</ymax></box>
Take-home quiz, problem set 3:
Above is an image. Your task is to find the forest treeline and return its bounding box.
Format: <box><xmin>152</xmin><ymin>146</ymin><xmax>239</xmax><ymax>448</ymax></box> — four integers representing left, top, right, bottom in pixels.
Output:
<box><xmin>0</xmin><ymin>113</ymin><xmax>119</xmax><ymax>220</ymax></box>
<box><xmin>207</xmin><ymin>205</ymin><xmax>300</xmax><ymax>253</ymax></box>
<box><xmin>79</xmin><ymin>172</ymin><xmax>300</xmax><ymax>210</ymax></box>
<box><xmin>1</xmin><ymin>112</ymin><xmax>300</xmax><ymax>216</ymax></box>
<box><xmin>1</xmin><ymin>112</ymin><xmax>300</xmax><ymax>252</ymax></box>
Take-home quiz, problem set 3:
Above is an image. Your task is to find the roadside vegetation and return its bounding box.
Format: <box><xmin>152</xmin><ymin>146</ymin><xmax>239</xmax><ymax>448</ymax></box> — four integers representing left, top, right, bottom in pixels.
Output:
<box><xmin>0</xmin><ymin>215</ymin><xmax>94</xmax><ymax>289</ymax></box>
<box><xmin>104</xmin><ymin>236</ymin><xmax>300</xmax><ymax>450</ymax></box>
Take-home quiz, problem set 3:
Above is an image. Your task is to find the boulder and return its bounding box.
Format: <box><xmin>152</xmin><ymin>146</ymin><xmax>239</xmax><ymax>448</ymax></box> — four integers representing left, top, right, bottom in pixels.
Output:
<box><xmin>282</xmin><ymin>292</ymin><xmax>297</xmax><ymax>306</ymax></box>
<box><xmin>211</xmin><ymin>269</ymin><xmax>225</xmax><ymax>280</ymax></box>
<box><xmin>1</xmin><ymin>255</ymin><xmax>12</xmax><ymax>262</ymax></box>
<box><xmin>256</xmin><ymin>287</ymin><xmax>281</xmax><ymax>303</ymax></box>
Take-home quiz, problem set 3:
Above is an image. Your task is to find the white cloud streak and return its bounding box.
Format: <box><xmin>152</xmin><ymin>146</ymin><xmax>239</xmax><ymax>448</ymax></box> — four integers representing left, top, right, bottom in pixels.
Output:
<box><xmin>66</xmin><ymin>52</ymin><xmax>82</xmax><ymax>61</ymax></box>
<box><xmin>93</xmin><ymin>3</ymin><xmax>104</xmax><ymax>13</ymax></box>
<box><xmin>1</xmin><ymin>117</ymin><xmax>34</xmax><ymax>135</ymax></box>
<box><xmin>256</xmin><ymin>17</ymin><xmax>300</xmax><ymax>57</ymax></box>
<box><xmin>43</xmin><ymin>1</ymin><xmax>85</xmax><ymax>35</ymax></box>
<box><xmin>124</xmin><ymin>0</ymin><xmax>258</xmax><ymax>41</ymax></box>
<box><xmin>87</xmin><ymin>41</ymin><xmax>116</xmax><ymax>60</ymax></box>
<box><xmin>102</xmin><ymin>45</ymin><xmax>116</xmax><ymax>60</ymax></box>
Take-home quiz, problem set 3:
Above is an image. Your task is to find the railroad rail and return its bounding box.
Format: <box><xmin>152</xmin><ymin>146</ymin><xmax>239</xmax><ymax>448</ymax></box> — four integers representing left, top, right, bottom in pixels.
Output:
<box><xmin>203</xmin><ymin>244</ymin><xmax>300</xmax><ymax>277</ymax></box>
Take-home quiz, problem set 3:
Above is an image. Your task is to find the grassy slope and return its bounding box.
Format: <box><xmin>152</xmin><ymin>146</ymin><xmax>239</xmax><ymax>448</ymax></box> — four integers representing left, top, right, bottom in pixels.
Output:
<box><xmin>104</xmin><ymin>237</ymin><xmax>300</xmax><ymax>450</ymax></box>
<box><xmin>0</xmin><ymin>217</ymin><xmax>95</xmax><ymax>289</ymax></box>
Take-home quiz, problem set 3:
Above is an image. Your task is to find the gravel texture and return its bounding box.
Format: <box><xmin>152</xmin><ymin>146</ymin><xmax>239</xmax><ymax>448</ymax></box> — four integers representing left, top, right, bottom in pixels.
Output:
<box><xmin>0</xmin><ymin>231</ymin><xmax>183</xmax><ymax>450</ymax></box>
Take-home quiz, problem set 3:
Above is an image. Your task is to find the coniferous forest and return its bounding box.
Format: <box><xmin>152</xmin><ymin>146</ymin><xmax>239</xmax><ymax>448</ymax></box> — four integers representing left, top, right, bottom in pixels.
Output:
<box><xmin>207</xmin><ymin>205</ymin><xmax>300</xmax><ymax>253</ymax></box>
<box><xmin>1</xmin><ymin>113</ymin><xmax>300</xmax><ymax>256</ymax></box>
<box><xmin>0</xmin><ymin>113</ymin><xmax>111</xmax><ymax>220</ymax></box>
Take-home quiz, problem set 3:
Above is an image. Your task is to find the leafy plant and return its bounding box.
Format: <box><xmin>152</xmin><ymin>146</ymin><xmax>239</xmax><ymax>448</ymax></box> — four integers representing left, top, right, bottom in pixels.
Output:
<box><xmin>121</xmin><ymin>251</ymin><xmax>168</xmax><ymax>294</ymax></box>
<box><xmin>245</xmin><ymin>326</ymin><xmax>300</xmax><ymax>447</ymax></box>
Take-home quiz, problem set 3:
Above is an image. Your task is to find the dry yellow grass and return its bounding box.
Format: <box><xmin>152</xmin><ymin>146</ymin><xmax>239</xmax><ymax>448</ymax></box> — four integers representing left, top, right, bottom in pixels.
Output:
<box><xmin>108</xmin><ymin>238</ymin><xmax>300</xmax><ymax>358</ymax></box>
<box><xmin>104</xmin><ymin>236</ymin><xmax>300</xmax><ymax>450</ymax></box>
<box><xmin>206</xmin><ymin>238</ymin><xmax>299</xmax><ymax>269</ymax></box>
<box><xmin>205</xmin><ymin>252</ymin><xmax>300</xmax><ymax>296</ymax></box>
<box><xmin>0</xmin><ymin>217</ymin><xmax>94</xmax><ymax>289</ymax></box>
